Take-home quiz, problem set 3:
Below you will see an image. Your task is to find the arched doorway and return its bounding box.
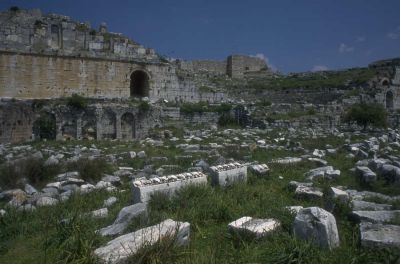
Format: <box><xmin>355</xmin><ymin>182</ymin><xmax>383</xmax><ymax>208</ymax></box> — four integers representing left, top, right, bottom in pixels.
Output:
<box><xmin>101</xmin><ymin>110</ymin><xmax>116</xmax><ymax>139</ymax></box>
<box><xmin>130</xmin><ymin>70</ymin><xmax>149</xmax><ymax>97</ymax></box>
<box><xmin>382</xmin><ymin>79</ymin><xmax>390</xmax><ymax>86</ymax></box>
<box><xmin>82</xmin><ymin>112</ymin><xmax>97</xmax><ymax>140</ymax></box>
<box><xmin>386</xmin><ymin>91</ymin><xmax>394</xmax><ymax>109</ymax></box>
<box><xmin>121</xmin><ymin>112</ymin><xmax>135</xmax><ymax>140</ymax></box>
<box><xmin>32</xmin><ymin>112</ymin><xmax>56</xmax><ymax>140</ymax></box>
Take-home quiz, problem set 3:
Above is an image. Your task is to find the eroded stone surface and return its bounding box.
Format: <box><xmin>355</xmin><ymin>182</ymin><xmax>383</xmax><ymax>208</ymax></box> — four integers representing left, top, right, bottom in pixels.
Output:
<box><xmin>94</xmin><ymin>219</ymin><xmax>190</xmax><ymax>263</ymax></box>
<box><xmin>228</xmin><ymin>216</ymin><xmax>280</xmax><ymax>238</ymax></box>
<box><xmin>293</xmin><ymin>207</ymin><xmax>339</xmax><ymax>250</ymax></box>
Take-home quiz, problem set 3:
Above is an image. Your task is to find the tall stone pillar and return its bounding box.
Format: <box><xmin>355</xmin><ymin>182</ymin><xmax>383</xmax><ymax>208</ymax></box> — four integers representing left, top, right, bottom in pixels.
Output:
<box><xmin>95</xmin><ymin>108</ymin><xmax>103</xmax><ymax>140</ymax></box>
<box><xmin>56</xmin><ymin>121</ymin><xmax>63</xmax><ymax>141</ymax></box>
<box><xmin>116</xmin><ymin>114</ymin><xmax>122</xmax><ymax>140</ymax></box>
<box><xmin>55</xmin><ymin>113</ymin><xmax>63</xmax><ymax>141</ymax></box>
<box><xmin>76</xmin><ymin>116</ymin><xmax>82</xmax><ymax>140</ymax></box>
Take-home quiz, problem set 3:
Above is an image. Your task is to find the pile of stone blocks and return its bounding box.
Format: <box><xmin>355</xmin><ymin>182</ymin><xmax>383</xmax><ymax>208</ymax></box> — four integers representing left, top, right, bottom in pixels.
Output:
<box><xmin>132</xmin><ymin>172</ymin><xmax>207</xmax><ymax>204</ymax></box>
<box><xmin>209</xmin><ymin>162</ymin><xmax>247</xmax><ymax>186</ymax></box>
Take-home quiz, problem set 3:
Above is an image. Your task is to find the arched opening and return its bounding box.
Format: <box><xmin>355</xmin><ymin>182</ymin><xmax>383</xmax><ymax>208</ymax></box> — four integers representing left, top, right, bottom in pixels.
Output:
<box><xmin>32</xmin><ymin>112</ymin><xmax>56</xmax><ymax>140</ymax></box>
<box><xmin>386</xmin><ymin>91</ymin><xmax>394</xmax><ymax>109</ymax></box>
<box><xmin>381</xmin><ymin>79</ymin><xmax>390</xmax><ymax>87</ymax></box>
<box><xmin>130</xmin><ymin>70</ymin><xmax>149</xmax><ymax>97</ymax></box>
<box><xmin>82</xmin><ymin>112</ymin><xmax>97</xmax><ymax>140</ymax></box>
<box><xmin>101</xmin><ymin>111</ymin><xmax>116</xmax><ymax>139</ymax></box>
<box><xmin>121</xmin><ymin>112</ymin><xmax>135</xmax><ymax>140</ymax></box>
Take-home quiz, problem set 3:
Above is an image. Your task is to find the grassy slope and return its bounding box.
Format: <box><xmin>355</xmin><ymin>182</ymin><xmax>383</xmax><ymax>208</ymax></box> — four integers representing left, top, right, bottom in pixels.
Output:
<box><xmin>0</xmin><ymin>134</ymin><xmax>399</xmax><ymax>263</ymax></box>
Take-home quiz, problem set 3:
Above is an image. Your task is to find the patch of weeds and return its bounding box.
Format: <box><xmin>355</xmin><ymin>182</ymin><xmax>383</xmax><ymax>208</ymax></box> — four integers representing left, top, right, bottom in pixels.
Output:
<box><xmin>69</xmin><ymin>158</ymin><xmax>110</xmax><ymax>184</ymax></box>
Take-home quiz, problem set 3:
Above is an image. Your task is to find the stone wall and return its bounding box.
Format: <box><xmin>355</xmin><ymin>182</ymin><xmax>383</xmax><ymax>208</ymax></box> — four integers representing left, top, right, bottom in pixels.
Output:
<box><xmin>0</xmin><ymin>100</ymin><xmax>34</xmax><ymax>143</ymax></box>
<box><xmin>178</xmin><ymin>60</ymin><xmax>226</xmax><ymax>76</ymax></box>
<box><xmin>0</xmin><ymin>52</ymin><xmax>226</xmax><ymax>103</ymax></box>
<box><xmin>0</xmin><ymin>100</ymin><xmax>162</xmax><ymax>143</ymax></box>
<box><xmin>227</xmin><ymin>55</ymin><xmax>267</xmax><ymax>78</ymax></box>
<box><xmin>0</xmin><ymin>8</ymin><xmax>158</xmax><ymax>62</ymax></box>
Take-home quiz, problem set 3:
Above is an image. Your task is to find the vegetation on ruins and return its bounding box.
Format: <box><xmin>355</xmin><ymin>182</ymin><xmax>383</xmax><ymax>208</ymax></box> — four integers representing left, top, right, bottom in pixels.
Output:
<box><xmin>180</xmin><ymin>102</ymin><xmax>232</xmax><ymax>115</ymax></box>
<box><xmin>9</xmin><ymin>6</ymin><xmax>20</xmax><ymax>12</ymax></box>
<box><xmin>138</xmin><ymin>100</ymin><xmax>151</xmax><ymax>113</ymax></box>
<box><xmin>344</xmin><ymin>103</ymin><xmax>388</xmax><ymax>130</ymax></box>
<box><xmin>222</xmin><ymin>68</ymin><xmax>376</xmax><ymax>93</ymax></box>
<box><xmin>0</xmin><ymin>157</ymin><xmax>60</xmax><ymax>189</ymax></box>
<box><xmin>1</xmin><ymin>132</ymin><xmax>399</xmax><ymax>263</ymax></box>
<box><xmin>67</xmin><ymin>93</ymin><xmax>88</xmax><ymax>110</ymax></box>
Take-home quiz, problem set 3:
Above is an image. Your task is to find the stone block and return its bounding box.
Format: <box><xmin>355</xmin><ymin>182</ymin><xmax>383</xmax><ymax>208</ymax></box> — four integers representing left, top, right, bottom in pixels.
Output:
<box><xmin>250</xmin><ymin>164</ymin><xmax>269</xmax><ymax>175</ymax></box>
<box><xmin>228</xmin><ymin>216</ymin><xmax>280</xmax><ymax>238</ymax></box>
<box><xmin>132</xmin><ymin>172</ymin><xmax>207</xmax><ymax>204</ymax></box>
<box><xmin>94</xmin><ymin>219</ymin><xmax>190</xmax><ymax>263</ymax></box>
<box><xmin>293</xmin><ymin>207</ymin><xmax>339</xmax><ymax>250</ymax></box>
<box><xmin>360</xmin><ymin>222</ymin><xmax>400</xmax><ymax>248</ymax></box>
<box><xmin>209</xmin><ymin>162</ymin><xmax>247</xmax><ymax>186</ymax></box>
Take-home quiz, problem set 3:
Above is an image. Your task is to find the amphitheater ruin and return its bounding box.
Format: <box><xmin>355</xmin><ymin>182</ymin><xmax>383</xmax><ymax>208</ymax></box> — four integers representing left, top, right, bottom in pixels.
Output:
<box><xmin>0</xmin><ymin>8</ymin><xmax>399</xmax><ymax>144</ymax></box>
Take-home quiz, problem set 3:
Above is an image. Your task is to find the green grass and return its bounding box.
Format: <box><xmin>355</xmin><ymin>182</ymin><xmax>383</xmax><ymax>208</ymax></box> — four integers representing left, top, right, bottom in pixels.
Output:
<box><xmin>1</xmin><ymin>132</ymin><xmax>400</xmax><ymax>263</ymax></box>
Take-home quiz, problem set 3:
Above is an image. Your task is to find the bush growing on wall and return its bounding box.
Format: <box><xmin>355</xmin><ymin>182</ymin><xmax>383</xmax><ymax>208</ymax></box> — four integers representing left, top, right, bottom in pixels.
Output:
<box><xmin>67</xmin><ymin>94</ymin><xmax>87</xmax><ymax>110</ymax></box>
<box><xmin>344</xmin><ymin>103</ymin><xmax>388</xmax><ymax>130</ymax></box>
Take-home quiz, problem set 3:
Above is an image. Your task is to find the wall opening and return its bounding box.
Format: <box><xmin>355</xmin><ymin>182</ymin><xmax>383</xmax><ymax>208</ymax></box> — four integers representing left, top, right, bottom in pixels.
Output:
<box><xmin>121</xmin><ymin>112</ymin><xmax>135</xmax><ymax>140</ymax></box>
<box><xmin>32</xmin><ymin>112</ymin><xmax>56</xmax><ymax>140</ymax></box>
<box><xmin>101</xmin><ymin>111</ymin><xmax>116</xmax><ymax>139</ymax></box>
<box><xmin>382</xmin><ymin>79</ymin><xmax>390</xmax><ymax>86</ymax></box>
<box><xmin>130</xmin><ymin>70</ymin><xmax>149</xmax><ymax>97</ymax></box>
<box><xmin>82</xmin><ymin>112</ymin><xmax>97</xmax><ymax>140</ymax></box>
<box><xmin>386</xmin><ymin>91</ymin><xmax>394</xmax><ymax>109</ymax></box>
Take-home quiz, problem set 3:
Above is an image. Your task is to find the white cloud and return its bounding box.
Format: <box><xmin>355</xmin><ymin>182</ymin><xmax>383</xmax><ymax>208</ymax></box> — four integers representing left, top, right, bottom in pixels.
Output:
<box><xmin>387</xmin><ymin>32</ymin><xmax>399</xmax><ymax>40</ymax></box>
<box><xmin>387</xmin><ymin>26</ymin><xmax>400</xmax><ymax>40</ymax></box>
<box><xmin>311</xmin><ymin>65</ymin><xmax>329</xmax><ymax>72</ymax></box>
<box><xmin>251</xmin><ymin>53</ymin><xmax>278</xmax><ymax>72</ymax></box>
<box><xmin>356</xmin><ymin>36</ymin><xmax>366</xmax><ymax>42</ymax></box>
<box><xmin>339</xmin><ymin>43</ymin><xmax>355</xmax><ymax>53</ymax></box>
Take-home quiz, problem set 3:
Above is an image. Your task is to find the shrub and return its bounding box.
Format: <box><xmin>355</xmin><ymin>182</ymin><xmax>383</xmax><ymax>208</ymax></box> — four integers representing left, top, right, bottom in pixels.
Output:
<box><xmin>139</xmin><ymin>101</ymin><xmax>150</xmax><ymax>112</ymax></box>
<box><xmin>9</xmin><ymin>6</ymin><xmax>19</xmax><ymax>12</ymax></box>
<box><xmin>67</xmin><ymin>94</ymin><xmax>87</xmax><ymax>110</ymax></box>
<box><xmin>0</xmin><ymin>163</ymin><xmax>22</xmax><ymax>189</ymax></box>
<box><xmin>344</xmin><ymin>103</ymin><xmax>388</xmax><ymax>130</ymax></box>
<box><xmin>218</xmin><ymin>113</ymin><xmax>238</xmax><ymax>127</ymax></box>
<box><xmin>73</xmin><ymin>158</ymin><xmax>108</xmax><ymax>183</ymax></box>
<box><xmin>0</xmin><ymin>157</ymin><xmax>60</xmax><ymax>188</ymax></box>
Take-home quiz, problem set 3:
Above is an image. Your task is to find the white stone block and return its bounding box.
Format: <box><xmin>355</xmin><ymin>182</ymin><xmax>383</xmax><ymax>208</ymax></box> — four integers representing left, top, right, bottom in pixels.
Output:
<box><xmin>209</xmin><ymin>162</ymin><xmax>247</xmax><ymax>186</ymax></box>
<box><xmin>228</xmin><ymin>216</ymin><xmax>280</xmax><ymax>238</ymax></box>
<box><xmin>94</xmin><ymin>219</ymin><xmax>190</xmax><ymax>263</ymax></box>
<box><xmin>132</xmin><ymin>172</ymin><xmax>207</xmax><ymax>204</ymax></box>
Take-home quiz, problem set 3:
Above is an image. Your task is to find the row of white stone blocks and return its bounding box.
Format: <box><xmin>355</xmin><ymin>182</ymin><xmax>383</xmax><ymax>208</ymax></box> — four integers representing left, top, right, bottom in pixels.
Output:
<box><xmin>132</xmin><ymin>162</ymin><xmax>270</xmax><ymax>204</ymax></box>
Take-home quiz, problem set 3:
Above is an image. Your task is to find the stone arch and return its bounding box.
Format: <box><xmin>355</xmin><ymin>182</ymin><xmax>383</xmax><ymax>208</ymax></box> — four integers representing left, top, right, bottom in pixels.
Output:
<box><xmin>121</xmin><ymin>112</ymin><xmax>135</xmax><ymax>140</ymax></box>
<box><xmin>61</xmin><ymin>119</ymin><xmax>77</xmax><ymax>140</ymax></box>
<box><xmin>381</xmin><ymin>78</ymin><xmax>390</xmax><ymax>86</ymax></box>
<box><xmin>32</xmin><ymin>112</ymin><xmax>56</xmax><ymax>140</ymax></box>
<box><xmin>130</xmin><ymin>70</ymin><xmax>150</xmax><ymax>97</ymax></box>
<box><xmin>101</xmin><ymin>110</ymin><xmax>116</xmax><ymax>139</ymax></box>
<box><xmin>82</xmin><ymin>112</ymin><xmax>97</xmax><ymax>140</ymax></box>
<box><xmin>386</xmin><ymin>90</ymin><xmax>394</xmax><ymax>109</ymax></box>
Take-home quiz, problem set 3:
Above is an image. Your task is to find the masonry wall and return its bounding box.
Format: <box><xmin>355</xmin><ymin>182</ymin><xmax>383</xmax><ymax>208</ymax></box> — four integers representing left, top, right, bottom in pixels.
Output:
<box><xmin>0</xmin><ymin>101</ymin><xmax>34</xmax><ymax>143</ymax></box>
<box><xmin>227</xmin><ymin>55</ymin><xmax>267</xmax><ymax>78</ymax></box>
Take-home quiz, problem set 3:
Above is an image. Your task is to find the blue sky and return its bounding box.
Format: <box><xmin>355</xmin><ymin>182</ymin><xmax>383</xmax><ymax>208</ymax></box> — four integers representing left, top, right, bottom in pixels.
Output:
<box><xmin>1</xmin><ymin>0</ymin><xmax>399</xmax><ymax>73</ymax></box>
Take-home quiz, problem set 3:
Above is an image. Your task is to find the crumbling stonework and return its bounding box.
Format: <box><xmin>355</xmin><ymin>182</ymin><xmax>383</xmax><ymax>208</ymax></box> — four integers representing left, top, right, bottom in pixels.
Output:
<box><xmin>177</xmin><ymin>54</ymin><xmax>270</xmax><ymax>78</ymax></box>
<box><xmin>227</xmin><ymin>55</ymin><xmax>267</xmax><ymax>78</ymax></box>
<box><xmin>0</xmin><ymin>99</ymin><xmax>161</xmax><ymax>143</ymax></box>
<box><xmin>0</xmin><ymin>9</ymin><xmax>158</xmax><ymax>62</ymax></box>
<box><xmin>0</xmin><ymin>100</ymin><xmax>34</xmax><ymax>143</ymax></box>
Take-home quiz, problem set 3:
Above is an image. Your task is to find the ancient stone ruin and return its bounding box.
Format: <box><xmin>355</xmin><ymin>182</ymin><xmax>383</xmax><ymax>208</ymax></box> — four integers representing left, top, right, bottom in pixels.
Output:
<box><xmin>0</xmin><ymin>6</ymin><xmax>399</xmax><ymax>263</ymax></box>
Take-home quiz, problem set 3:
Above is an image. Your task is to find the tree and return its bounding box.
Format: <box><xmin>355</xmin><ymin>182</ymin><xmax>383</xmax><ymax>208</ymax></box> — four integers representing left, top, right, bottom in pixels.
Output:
<box><xmin>344</xmin><ymin>103</ymin><xmax>388</xmax><ymax>130</ymax></box>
